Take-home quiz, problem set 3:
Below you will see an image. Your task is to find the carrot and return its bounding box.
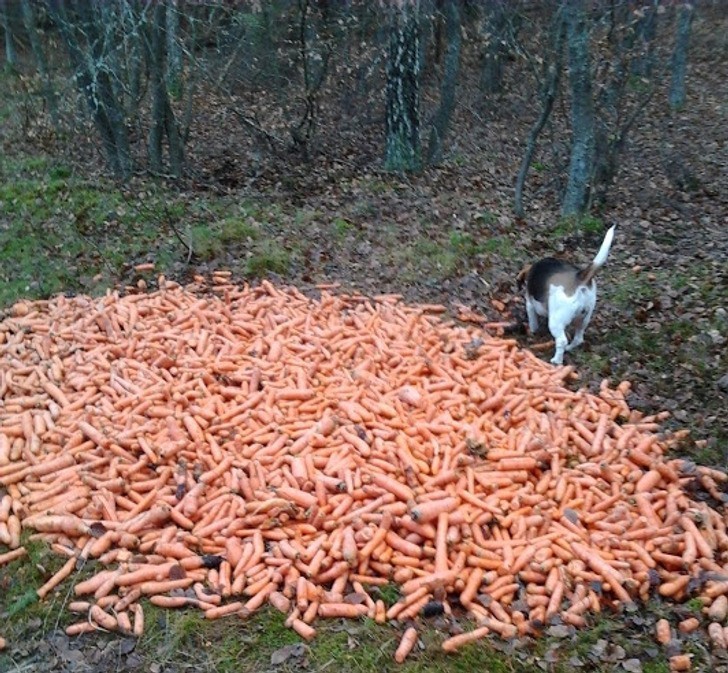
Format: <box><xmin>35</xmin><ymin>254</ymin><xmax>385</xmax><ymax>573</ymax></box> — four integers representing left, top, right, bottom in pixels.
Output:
<box><xmin>678</xmin><ymin>617</ymin><xmax>699</xmax><ymax>634</ymax></box>
<box><xmin>25</xmin><ymin>514</ymin><xmax>91</xmax><ymax>537</ymax></box>
<box><xmin>655</xmin><ymin>618</ymin><xmax>672</xmax><ymax>645</ymax></box>
<box><xmin>132</xmin><ymin>603</ymin><xmax>144</xmax><ymax>637</ymax></box>
<box><xmin>291</xmin><ymin>618</ymin><xmax>316</xmax><ymax>641</ymax></box>
<box><xmin>442</xmin><ymin>626</ymin><xmax>491</xmax><ymax>652</ymax></box>
<box><xmin>394</xmin><ymin>627</ymin><xmax>418</xmax><ymax>663</ymax></box>
<box><xmin>410</xmin><ymin>497</ymin><xmax>458</xmax><ymax>523</ymax></box>
<box><xmin>89</xmin><ymin>605</ymin><xmax>118</xmax><ymax>631</ymax></box>
<box><xmin>708</xmin><ymin>595</ymin><xmax>728</xmax><ymax>622</ymax></box>
<box><xmin>205</xmin><ymin>602</ymin><xmax>244</xmax><ymax>619</ymax></box>
<box><xmin>37</xmin><ymin>557</ymin><xmax>76</xmax><ymax>600</ymax></box>
<box><xmin>0</xmin><ymin>546</ymin><xmax>26</xmax><ymax>566</ymax></box>
<box><xmin>318</xmin><ymin>603</ymin><xmax>368</xmax><ymax>619</ymax></box>
<box><xmin>66</xmin><ymin>621</ymin><xmax>98</xmax><ymax>636</ymax></box>
<box><xmin>668</xmin><ymin>654</ymin><xmax>692</xmax><ymax>671</ymax></box>
<box><xmin>708</xmin><ymin>622</ymin><xmax>727</xmax><ymax>650</ymax></box>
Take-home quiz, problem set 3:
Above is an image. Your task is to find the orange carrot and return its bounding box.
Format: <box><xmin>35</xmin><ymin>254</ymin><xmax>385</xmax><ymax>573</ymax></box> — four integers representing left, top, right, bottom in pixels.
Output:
<box><xmin>394</xmin><ymin>627</ymin><xmax>419</xmax><ymax>663</ymax></box>
<box><xmin>37</xmin><ymin>557</ymin><xmax>76</xmax><ymax>600</ymax></box>
<box><xmin>89</xmin><ymin>605</ymin><xmax>118</xmax><ymax>631</ymax></box>
<box><xmin>318</xmin><ymin>603</ymin><xmax>368</xmax><ymax>619</ymax></box>
<box><xmin>410</xmin><ymin>497</ymin><xmax>458</xmax><ymax>523</ymax></box>
<box><xmin>291</xmin><ymin>619</ymin><xmax>316</xmax><ymax>641</ymax></box>
<box><xmin>442</xmin><ymin>626</ymin><xmax>491</xmax><ymax>652</ymax></box>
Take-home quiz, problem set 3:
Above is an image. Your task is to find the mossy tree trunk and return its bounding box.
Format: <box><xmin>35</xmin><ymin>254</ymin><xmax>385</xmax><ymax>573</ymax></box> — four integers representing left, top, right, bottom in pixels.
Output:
<box><xmin>384</xmin><ymin>0</ymin><xmax>421</xmax><ymax>173</ymax></box>
<box><xmin>561</xmin><ymin>1</ymin><xmax>595</xmax><ymax>218</ymax></box>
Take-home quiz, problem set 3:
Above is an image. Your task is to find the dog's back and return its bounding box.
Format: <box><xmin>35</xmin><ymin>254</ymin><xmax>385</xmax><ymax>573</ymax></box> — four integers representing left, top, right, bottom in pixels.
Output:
<box><xmin>526</xmin><ymin>258</ymin><xmax>581</xmax><ymax>307</ymax></box>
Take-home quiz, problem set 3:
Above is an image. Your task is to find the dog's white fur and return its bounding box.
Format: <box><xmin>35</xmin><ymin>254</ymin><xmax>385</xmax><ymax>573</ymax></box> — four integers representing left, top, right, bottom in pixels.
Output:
<box><xmin>524</xmin><ymin>225</ymin><xmax>616</xmax><ymax>365</ymax></box>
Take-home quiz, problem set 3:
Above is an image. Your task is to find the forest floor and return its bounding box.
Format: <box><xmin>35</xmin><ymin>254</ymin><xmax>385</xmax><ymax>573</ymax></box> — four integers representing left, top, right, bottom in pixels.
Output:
<box><xmin>1</xmin><ymin>9</ymin><xmax>727</xmax><ymax>673</ymax></box>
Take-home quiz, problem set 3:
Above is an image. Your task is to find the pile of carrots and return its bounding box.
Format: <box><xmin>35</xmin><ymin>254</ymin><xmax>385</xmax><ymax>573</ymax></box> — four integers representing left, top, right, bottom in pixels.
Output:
<box><xmin>1</xmin><ymin>275</ymin><xmax>727</xmax><ymax>666</ymax></box>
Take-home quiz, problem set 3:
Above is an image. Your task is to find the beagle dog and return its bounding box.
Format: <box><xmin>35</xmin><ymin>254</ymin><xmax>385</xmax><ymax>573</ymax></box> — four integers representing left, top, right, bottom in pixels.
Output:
<box><xmin>518</xmin><ymin>226</ymin><xmax>616</xmax><ymax>365</ymax></box>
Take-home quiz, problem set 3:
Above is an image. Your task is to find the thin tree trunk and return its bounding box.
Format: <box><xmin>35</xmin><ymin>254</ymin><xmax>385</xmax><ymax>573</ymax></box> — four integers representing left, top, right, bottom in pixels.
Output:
<box><xmin>480</xmin><ymin>2</ymin><xmax>507</xmax><ymax>95</ymax></box>
<box><xmin>166</xmin><ymin>0</ymin><xmax>183</xmax><ymax>98</ymax></box>
<box><xmin>669</xmin><ymin>3</ymin><xmax>695</xmax><ymax>110</ymax></box>
<box><xmin>0</xmin><ymin>0</ymin><xmax>16</xmax><ymax>68</ymax></box>
<box><xmin>631</xmin><ymin>0</ymin><xmax>659</xmax><ymax>77</ymax></box>
<box><xmin>20</xmin><ymin>0</ymin><xmax>58</xmax><ymax>125</ymax></box>
<box><xmin>561</xmin><ymin>1</ymin><xmax>595</xmax><ymax>218</ymax></box>
<box><xmin>384</xmin><ymin>0</ymin><xmax>421</xmax><ymax>173</ymax></box>
<box><xmin>426</xmin><ymin>0</ymin><xmax>461</xmax><ymax>166</ymax></box>
<box><xmin>514</xmin><ymin>10</ymin><xmax>565</xmax><ymax>218</ymax></box>
<box><xmin>146</xmin><ymin>1</ymin><xmax>183</xmax><ymax>177</ymax></box>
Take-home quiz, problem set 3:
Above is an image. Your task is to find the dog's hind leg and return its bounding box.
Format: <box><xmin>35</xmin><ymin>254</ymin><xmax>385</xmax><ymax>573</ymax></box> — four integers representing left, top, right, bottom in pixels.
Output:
<box><xmin>525</xmin><ymin>297</ymin><xmax>540</xmax><ymax>334</ymax></box>
<box><xmin>548</xmin><ymin>321</ymin><xmax>568</xmax><ymax>365</ymax></box>
<box><xmin>566</xmin><ymin>304</ymin><xmax>594</xmax><ymax>352</ymax></box>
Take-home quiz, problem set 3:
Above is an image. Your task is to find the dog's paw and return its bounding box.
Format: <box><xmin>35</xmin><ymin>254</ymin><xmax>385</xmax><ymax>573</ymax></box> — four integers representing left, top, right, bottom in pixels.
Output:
<box><xmin>550</xmin><ymin>356</ymin><xmax>564</xmax><ymax>366</ymax></box>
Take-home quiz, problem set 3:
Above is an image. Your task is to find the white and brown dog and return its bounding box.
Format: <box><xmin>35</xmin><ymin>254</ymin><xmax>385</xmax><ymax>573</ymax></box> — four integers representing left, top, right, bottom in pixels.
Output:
<box><xmin>518</xmin><ymin>225</ymin><xmax>616</xmax><ymax>365</ymax></box>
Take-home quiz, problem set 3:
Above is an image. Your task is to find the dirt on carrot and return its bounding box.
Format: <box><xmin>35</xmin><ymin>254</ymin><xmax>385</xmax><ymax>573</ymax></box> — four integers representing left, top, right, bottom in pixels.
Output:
<box><xmin>0</xmin><ymin>277</ymin><xmax>725</xmax><ymax>665</ymax></box>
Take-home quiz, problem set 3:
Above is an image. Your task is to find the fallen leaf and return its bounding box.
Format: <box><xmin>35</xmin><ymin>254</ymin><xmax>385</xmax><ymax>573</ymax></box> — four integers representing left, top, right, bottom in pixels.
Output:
<box><xmin>546</xmin><ymin>625</ymin><xmax>571</xmax><ymax>638</ymax></box>
<box><xmin>622</xmin><ymin>658</ymin><xmax>643</xmax><ymax>673</ymax></box>
<box><xmin>270</xmin><ymin>643</ymin><xmax>305</xmax><ymax>666</ymax></box>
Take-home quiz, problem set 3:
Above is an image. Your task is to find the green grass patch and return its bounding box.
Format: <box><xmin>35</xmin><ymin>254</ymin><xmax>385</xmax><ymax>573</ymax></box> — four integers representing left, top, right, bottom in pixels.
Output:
<box><xmin>245</xmin><ymin>240</ymin><xmax>291</xmax><ymax>277</ymax></box>
<box><xmin>552</xmin><ymin>214</ymin><xmax>605</xmax><ymax>239</ymax></box>
<box><xmin>332</xmin><ymin>217</ymin><xmax>354</xmax><ymax>239</ymax></box>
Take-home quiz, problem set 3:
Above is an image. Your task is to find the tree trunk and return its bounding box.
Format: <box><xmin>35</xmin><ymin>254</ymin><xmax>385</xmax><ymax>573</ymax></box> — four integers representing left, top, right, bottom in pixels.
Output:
<box><xmin>631</xmin><ymin>0</ymin><xmax>659</xmax><ymax>77</ymax></box>
<box><xmin>166</xmin><ymin>0</ymin><xmax>183</xmax><ymax>98</ymax></box>
<box><xmin>384</xmin><ymin>0</ymin><xmax>421</xmax><ymax>173</ymax></box>
<box><xmin>561</xmin><ymin>1</ymin><xmax>595</xmax><ymax>218</ymax></box>
<box><xmin>479</xmin><ymin>2</ymin><xmax>507</xmax><ymax>95</ymax></box>
<box><xmin>51</xmin><ymin>0</ymin><xmax>132</xmax><ymax>179</ymax></box>
<box><xmin>20</xmin><ymin>0</ymin><xmax>58</xmax><ymax>125</ymax></box>
<box><xmin>145</xmin><ymin>1</ymin><xmax>184</xmax><ymax>178</ymax></box>
<box><xmin>514</xmin><ymin>9</ymin><xmax>565</xmax><ymax>218</ymax></box>
<box><xmin>0</xmin><ymin>0</ymin><xmax>16</xmax><ymax>68</ymax></box>
<box><xmin>426</xmin><ymin>0</ymin><xmax>461</xmax><ymax>166</ymax></box>
<box><xmin>669</xmin><ymin>3</ymin><xmax>695</xmax><ymax>110</ymax></box>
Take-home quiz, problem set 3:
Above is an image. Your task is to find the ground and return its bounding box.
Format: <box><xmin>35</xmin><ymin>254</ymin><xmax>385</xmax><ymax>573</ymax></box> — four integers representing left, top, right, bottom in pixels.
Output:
<box><xmin>1</xmin><ymin>7</ymin><xmax>727</xmax><ymax>673</ymax></box>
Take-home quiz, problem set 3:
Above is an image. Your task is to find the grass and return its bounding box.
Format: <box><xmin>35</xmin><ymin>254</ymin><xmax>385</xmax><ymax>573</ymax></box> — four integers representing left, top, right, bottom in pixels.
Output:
<box><xmin>0</xmin><ymin>536</ymin><xmax>687</xmax><ymax>673</ymax></box>
<box><xmin>551</xmin><ymin>214</ymin><xmax>606</xmax><ymax>240</ymax></box>
<box><xmin>0</xmin><ymin>154</ymin><xmax>300</xmax><ymax>308</ymax></box>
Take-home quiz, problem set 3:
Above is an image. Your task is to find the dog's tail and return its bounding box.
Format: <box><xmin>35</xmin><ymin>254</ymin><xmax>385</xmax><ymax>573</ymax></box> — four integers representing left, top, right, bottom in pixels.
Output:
<box><xmin>578</xmin><ymin>225</ymin><xmax>616</xmax><ymax>284</ymax></box>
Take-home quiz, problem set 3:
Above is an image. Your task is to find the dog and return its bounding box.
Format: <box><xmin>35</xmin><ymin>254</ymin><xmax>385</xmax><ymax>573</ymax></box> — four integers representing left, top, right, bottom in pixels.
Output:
<box><xmin>517</xmin><ymin>225</ymin><xmax>616</xmax><ymax>366</ymax></box>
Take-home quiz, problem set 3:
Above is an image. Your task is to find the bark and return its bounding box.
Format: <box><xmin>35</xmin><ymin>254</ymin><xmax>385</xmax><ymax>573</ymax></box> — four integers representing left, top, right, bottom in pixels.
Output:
<box><xmin>561</xmin><ymin>1</ymin><xmax>595</xmax><ymax>218</ymax></box>
<box><xmin>514</xmin><ymin>9</ymin><xmax>565</xmax><ymax>218</ymax></box>
<box><xmin>631</xmin><ymin>0</ymin><xmax>659</xmax><ymax>77</ymax></box>
<box><xmin>0</xmin><ymin>0</ymin><xmax>16</xmax><ymax>68</ymax></box>
<box><xmin>166</xmin><ymin>0</ymin><xmax>183</xmax><ymax>98</ymax></box>
<box><xmin>384</xmin><ymin>1</ymin><xmax>421</xmax><ymax>173</ymax></box>
<box><xmin>291</xmin><ymin>0</ymin><xmax>333</xmax><ymax>157</ymax></box>
<box><xmin>479</xmin><ymin>1</ymin><xmax>507</xmax><ymax>95</ymax></box>
<box><xmin>145</xmin><ymin>1</ymin><xmax>184</xmax><ymax>177</ymax></box>
<box><xmin>20</xmin><ymin>0</ymin><xmax>58</xmax><ymax>125</ymax></box>
<box><xmin>51</xmin><ymin>0</ymin><xmax>132</xmax><ymax>179</ymax></box>
<box><xmin>426</xmin><ymin>0</ymin><xmax>461</xmax><ymax>166</ymax></box>
<box><xmin>669</xmin><ymin>3</ymin><xmax>695</xmax><ymax>110</ymax></box>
